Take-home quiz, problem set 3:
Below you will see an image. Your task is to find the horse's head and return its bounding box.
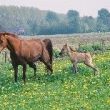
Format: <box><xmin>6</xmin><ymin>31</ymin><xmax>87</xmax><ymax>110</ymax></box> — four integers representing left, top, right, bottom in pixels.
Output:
<box><xmin>59</xmin><ymin>43</ymin><xmax>68</xmax><ymax>56</ymax></box>
<box><xmin>0</xmin><ymin>33</ymin><xmax>7</xmax><ymax>52</ymax></box>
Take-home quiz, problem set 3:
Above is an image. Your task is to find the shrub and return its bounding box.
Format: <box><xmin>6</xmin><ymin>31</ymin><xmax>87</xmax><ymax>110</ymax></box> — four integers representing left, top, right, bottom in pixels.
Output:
<box><xmin>53</xmin><ymin>49</ymin><xmax>60</xmax><ymax>58</ymax></box>
<box><xmin>78</xmin><ymin>45</ymin><xmax>94</xmax><ymax>52</ymax></box>
<box><xmin>92</xmin><ymin>44</ymin><xmax>102</xmax><ymax>51</ymax></box>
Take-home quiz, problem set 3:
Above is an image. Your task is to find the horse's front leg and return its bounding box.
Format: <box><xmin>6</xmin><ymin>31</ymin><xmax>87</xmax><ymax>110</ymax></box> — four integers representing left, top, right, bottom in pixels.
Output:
<box><xmin>13</xmin><ymin>65</ymin><xmax>18</xmax><ymax>82</ymax></box>
<box><xmin>22</xmin><ymin>64</ymin><xmax>27</xmax><ymax>83</ymax></box>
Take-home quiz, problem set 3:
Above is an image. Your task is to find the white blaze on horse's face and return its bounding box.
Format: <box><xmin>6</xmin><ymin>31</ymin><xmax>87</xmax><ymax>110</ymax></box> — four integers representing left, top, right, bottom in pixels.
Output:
<box><xmin>0</xmin><ymin>35</ymin><xmax>7</xmax><ymax>52</ymax></box>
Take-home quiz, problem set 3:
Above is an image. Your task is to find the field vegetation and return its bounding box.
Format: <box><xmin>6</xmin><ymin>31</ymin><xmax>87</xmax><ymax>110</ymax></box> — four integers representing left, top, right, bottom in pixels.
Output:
<box><xmin>0</xmin><ymin>34</ymin><xmax>110</xmax><ymax>110</ymax></box>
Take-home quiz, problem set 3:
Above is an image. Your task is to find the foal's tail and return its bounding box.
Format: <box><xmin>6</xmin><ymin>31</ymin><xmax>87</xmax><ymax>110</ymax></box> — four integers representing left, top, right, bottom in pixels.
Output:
<box><xmin>43</xmin><ymin>39</ymin><xmax>53</xmax><ymax>65</ymax></box>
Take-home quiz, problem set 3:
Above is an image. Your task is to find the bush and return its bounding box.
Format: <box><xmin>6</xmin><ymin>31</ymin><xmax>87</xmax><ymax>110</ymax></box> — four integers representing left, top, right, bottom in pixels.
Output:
<box><xmin>78</xmin><ymin>45</ymin><xmax>94</xmax><ymax>52</ymax></box>
<box><xmin>92</xmin><ymin>44</ymin><xmax>102</xmax><ymax>51</ymax></box>
<box><xmin>78</xmin><ymin>44</ymin><xmax>104</xmax><ymax>53</ymax></box>
<box><xmin>53</xmin><ymin>49</ymin><xmax>60</xmax><ymax>58</ymax></box>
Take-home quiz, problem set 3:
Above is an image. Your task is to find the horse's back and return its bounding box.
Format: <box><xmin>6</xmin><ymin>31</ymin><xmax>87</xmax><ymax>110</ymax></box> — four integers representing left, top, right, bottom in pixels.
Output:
<box><xmin>20</xmin><ymin>39</ymin><xmax>43</xmax><ymax>60</ymax></box>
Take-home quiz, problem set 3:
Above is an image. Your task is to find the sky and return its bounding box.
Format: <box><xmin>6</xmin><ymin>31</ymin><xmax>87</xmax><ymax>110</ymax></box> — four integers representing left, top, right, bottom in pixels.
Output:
<box><xmin>0</xmin><ymin>0</ymin><xmax>110</xmax><ymax>17</ymax></box>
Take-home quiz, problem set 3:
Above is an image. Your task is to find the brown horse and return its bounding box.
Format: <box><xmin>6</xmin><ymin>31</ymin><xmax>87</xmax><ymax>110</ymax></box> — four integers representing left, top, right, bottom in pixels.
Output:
<box><xmin>59</xmin><ymin>44</ymin><xmax>98</xmax><ymax>74</ymax></box>
<box><xmin>0</xmin><ymin>32</ymin><xmax>53</xmax><ymax>83</ymax></box>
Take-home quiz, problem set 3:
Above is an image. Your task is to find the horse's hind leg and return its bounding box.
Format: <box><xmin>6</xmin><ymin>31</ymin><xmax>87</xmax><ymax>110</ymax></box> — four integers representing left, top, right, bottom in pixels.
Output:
<box><xmin>42</xmin><ymin>60</ymin><xmax>53</xmax><ymax>74</ymax></box>
<box><xmin>45</xmin><ymin>63</ymin><xmax>53</xmax><ymax>74</ymax></box>
<box><xmin>45</xmin><ymin>63</ymin><xmax>52</xmax><ymax>73</ymax></box>
<box><xmin>28</xmin><ymin>63</ymin><xmax>36</xmax><ymax>77</ymax></box>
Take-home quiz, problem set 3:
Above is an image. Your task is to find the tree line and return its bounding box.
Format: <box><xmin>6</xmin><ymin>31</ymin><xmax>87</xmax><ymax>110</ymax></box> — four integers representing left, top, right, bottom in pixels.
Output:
<box><xmin>0</xmin><ymin>6</ymin><xmax>110</xmax><ymax>35</ymax></box>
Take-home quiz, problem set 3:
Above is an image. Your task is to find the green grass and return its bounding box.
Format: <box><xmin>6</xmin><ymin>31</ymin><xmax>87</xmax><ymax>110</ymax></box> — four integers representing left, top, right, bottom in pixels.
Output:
<box><xmin>0</xmin><ymin>53</ymin><xmax>110</xmax><ymax>110</ymax></box>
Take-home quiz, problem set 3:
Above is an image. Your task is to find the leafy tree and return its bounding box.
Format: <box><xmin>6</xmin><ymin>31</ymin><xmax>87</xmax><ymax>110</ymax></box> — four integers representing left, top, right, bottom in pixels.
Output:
<box><xmin>1</xmin><ymin>6</ymin><xmax>110</xmax><ymax>35</ymax></box>
<box><xmin>45</xmin><ymin>11</ymin><xmax>60</xmax><ymax>34</ymax></box>
<box><xmin>67</xmin><ymin>10</ymin><xmax>80</xmax><ymax>33</ymax></box>
<box><xmin>46</xmin><ymin>11</ymin><xmax>59</xmax><ymax>23</ymax></box>
<box><xmin>96</xmin><ymin>8</ymin><xmax>110</xmax><ymax>32</ymax></box>
<box><xmin>80</xmin><ymin>16</ymin><xmax>96</xmax><ymax>33</ymax></box>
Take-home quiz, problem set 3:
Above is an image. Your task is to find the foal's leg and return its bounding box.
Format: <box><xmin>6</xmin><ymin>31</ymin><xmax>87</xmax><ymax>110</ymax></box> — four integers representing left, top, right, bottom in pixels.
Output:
<box><xmin>84</xmin><ymin>62</ymin><xmax>98</xmax><ymax>75</ymax></box>
<box><xmin>22</xmin><ymin>64</ymin><xmax>27</xmax><ymax>83</ymax></box>
<box><xmin>28</xmin><ymin>63</ymin><xmax>36</xmax><ymax>77</ymax></box>
<box><xmin>73</xmin><ymin>63</ymin><xmax>77</xmax><ymax>73</ymax></box>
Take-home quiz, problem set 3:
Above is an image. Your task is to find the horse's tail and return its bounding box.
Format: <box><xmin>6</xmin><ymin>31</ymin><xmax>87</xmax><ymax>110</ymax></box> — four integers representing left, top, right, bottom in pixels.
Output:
<box><xmin>43</xmin><ymin>39</ymin><xmax>53</xmax><ymax>65</ymax></box>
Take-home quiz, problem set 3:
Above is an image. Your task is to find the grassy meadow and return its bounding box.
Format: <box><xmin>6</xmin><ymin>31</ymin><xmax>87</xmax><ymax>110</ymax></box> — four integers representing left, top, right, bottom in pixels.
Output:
<box><xmin>0</xmin><ymin>33</ymin><xmax>110</xmax><ymax>110</ymax></box>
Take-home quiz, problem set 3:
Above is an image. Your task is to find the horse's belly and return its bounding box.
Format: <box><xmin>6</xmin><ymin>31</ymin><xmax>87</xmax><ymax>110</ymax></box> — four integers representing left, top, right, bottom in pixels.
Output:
<box><xmin>27</xmin><ymin>54</ymin><xmax>41</xmax><ymax>62</ymax></box>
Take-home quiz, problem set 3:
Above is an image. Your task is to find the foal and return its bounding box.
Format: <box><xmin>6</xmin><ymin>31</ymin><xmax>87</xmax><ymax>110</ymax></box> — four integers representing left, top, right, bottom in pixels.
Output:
<box><xmin>59</xmin><ymin>44</ymin><xmax>98</xmax><ymax>74</ymax></box>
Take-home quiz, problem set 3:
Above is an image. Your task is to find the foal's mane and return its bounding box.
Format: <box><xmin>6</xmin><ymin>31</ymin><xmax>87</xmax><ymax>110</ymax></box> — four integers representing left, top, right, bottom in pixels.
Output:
<box><xmin>69</xmin><ymin>46</ymin><xmax>77</xmax><ymax>52</ymax></box>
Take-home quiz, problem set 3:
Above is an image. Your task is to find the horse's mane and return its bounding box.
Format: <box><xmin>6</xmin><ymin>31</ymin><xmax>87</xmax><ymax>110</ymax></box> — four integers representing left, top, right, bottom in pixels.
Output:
<box><xmin>0</xmin><ymin>32</ymin><xmax>19</xmax><ymax>38</ymax></box>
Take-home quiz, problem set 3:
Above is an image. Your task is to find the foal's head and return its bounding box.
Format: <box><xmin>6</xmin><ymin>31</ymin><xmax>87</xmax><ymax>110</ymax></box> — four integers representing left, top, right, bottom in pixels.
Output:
<box><xmin>0</xmin><ymin>34</ymin><xmax>8</xmax><ymax>52</ymax></box>
<box><xmin>59</xmin><ymin>43</ymin><xmax>68</xmax><ymax>56</ymax></box>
